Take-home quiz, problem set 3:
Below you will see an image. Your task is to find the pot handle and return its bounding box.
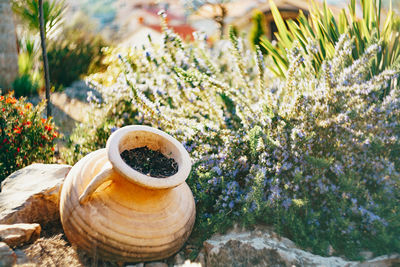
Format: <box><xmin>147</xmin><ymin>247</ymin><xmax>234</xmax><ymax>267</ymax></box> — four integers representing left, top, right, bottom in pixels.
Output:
<box><xmin>79</xmin><ymin>166</ymin><xmax>114</xmax><ymax>204</ymax></box>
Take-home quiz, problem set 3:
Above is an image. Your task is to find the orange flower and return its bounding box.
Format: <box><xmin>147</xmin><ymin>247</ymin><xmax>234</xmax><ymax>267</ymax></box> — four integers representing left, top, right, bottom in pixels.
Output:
<box><xmin>25</xmin><ymin>103</ymin><xmax>32</xmax><ymax>109</ymax></box>
<box><xmin>41</xmin><ymin>118</ymin><xmax>46</xmax><ymax>124</ymax></box>
<box><xmin>5</xmin><ymin>97</ymin><xmax>16</xmax><ymax>104</ymax></box>
<box><xmin>0</xmin><ymin>96</ymin><xmax>4</xmax><ymax>101</ymax></box>
<box><xmin>51</xmin><ymin>147</ymin><xmax>55</xmax><ymax>151</ymax></box>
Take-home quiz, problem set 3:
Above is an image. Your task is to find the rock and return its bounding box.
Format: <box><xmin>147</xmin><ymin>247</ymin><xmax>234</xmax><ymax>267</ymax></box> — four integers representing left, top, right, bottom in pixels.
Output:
<box><xmin>0</xmin><ymin>242</ymin><xmax>16</xmax><ymax>266</ymax></box>
<box><xmin>327</xmin><ymin>244</ymin><xmax>335</xmax><ymax>256</ymax></box>
<box><xmin>14</xmin><ymin>248</ymin><xmax>30</xmax><ymax>265</ymax></box>
<box><xmin>359</xmin><ymin>251</ymin><xmax>374</xmax><ymax>261</ymax></box>
<box><xmin>125</xmin><ymin>264</ymin><xmax>144</xmax><ymax>267</ymax></box>
<box><xmin>203</xmin><ymin>228</ymin><xmax>358</xmax><ymax>267</ymax></box>
<box><xmin>173</xmin><ymin>252</ymin><xmax>185</xmax><ymax>265</ymax></box>
<box><xmin>356</xmin><ymin>254</ymin><xmax>400</xmax><ymax>267</ymax></box>
<box><xmin>0</xmin><ymin>164</ymin><xmax>71</xmax><ymax>225</ymax></box>
<box><xmin>0</xmin><ymin>223</ymin><xmax>41</xmax><ymax>247</ymax></box>
<box><xmin>144</xmin><ymin>262</ymin><xmax>168</xmax><ymax>267</ymax></box>
<box><xmin>174</xmin><ymin>260</ymin><xmax>202</xmax><ymax>267</ymax></box>
<box><xmin>195</xmin><ymin>249</ymin><xmax>206</xmax><ymax>267</ymax></box>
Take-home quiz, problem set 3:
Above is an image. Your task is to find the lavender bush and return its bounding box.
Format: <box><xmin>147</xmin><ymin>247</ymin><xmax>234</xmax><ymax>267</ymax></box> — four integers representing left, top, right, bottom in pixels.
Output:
<box><xmin>64</xmin><ymin>21</ymin><xmax>400</xmax><ymax>259</ymax></box>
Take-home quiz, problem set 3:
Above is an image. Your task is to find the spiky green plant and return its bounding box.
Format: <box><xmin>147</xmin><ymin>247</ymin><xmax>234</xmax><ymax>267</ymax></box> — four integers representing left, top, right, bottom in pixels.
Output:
<box><xmin>261</xmin><ymin>0</ymin><xmax>400</xmax><ymax>89</ymax></box>
<box><xmin>12</xmin><ymin>0</ymin><xmax>65</xmax><ymax>36</ymax></box>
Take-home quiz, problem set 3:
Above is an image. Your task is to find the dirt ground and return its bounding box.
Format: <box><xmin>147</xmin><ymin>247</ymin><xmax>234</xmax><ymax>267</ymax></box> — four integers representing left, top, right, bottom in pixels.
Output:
<box><xmin>17</xmin><ymin>220</ymin><xmax>121</xmax><ymax>267</ymax></box>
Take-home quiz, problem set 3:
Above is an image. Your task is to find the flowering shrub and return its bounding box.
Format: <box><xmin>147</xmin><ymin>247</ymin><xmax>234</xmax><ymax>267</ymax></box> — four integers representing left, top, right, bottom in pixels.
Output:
<box><xmin>0</xmin><ymin>92</ymin><xmax>58</xmax><ymax>181</ymax></box>
<box><xmin>65</xmin><ymin>19</ymin><xmax>400</xmax><ymax>259</ymax></box>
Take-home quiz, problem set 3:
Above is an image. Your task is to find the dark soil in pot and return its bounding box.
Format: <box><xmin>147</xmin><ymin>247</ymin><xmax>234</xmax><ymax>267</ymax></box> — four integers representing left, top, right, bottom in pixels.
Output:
<box><xmin>121</xmin><ymin>146</ymin><xmax>178</xmax><ymax>178</ymax></box>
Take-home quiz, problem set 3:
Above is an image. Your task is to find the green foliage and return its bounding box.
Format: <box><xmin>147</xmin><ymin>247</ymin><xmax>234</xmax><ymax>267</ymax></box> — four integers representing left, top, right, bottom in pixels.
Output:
<box><xmin>0</xmin><ymin>92</ymin><xmax>59</xmax><ymax>181</ymax></box>
<box><xmin>249</xmin><ymin>9</ymin><xmax>268</xmax><ymax>54</ymax></box>
<box><xmin>12</xmin><ymin>36</ymin><xmax>41</xmax><ymax>97</ymax></box>
<box><xmin>12</xmin><ymin>74</ymin><xmax>39</xmax><ymax>98</ymax></box>
<box><xmin>261</xmin><ymin>0</ymin><xmax>400</xmax><ymax>84</ymax></box>
<box><xmin>12</xmin><ymin>0</ymin><xmax>65</xmax><ymax>35</ymax></box>
<box><xmin>47</xmin><ymin>14</ymin><xmax>108</xmax><ymax>90</ymax></box>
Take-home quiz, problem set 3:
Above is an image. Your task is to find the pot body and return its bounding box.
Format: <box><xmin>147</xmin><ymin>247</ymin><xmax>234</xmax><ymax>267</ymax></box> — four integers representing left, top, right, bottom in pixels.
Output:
<box><xmin>59</xmin><ymin>126</ymin><xmax>195</xmax><ymax>262</ymax></box>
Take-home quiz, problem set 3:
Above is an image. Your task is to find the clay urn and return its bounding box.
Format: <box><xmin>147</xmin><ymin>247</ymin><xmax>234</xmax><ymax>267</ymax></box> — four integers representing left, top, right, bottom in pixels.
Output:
<box><xmin>59</xmin><ymin>125</ymin><xmax>195</xmax><ymax>262</ymax></box>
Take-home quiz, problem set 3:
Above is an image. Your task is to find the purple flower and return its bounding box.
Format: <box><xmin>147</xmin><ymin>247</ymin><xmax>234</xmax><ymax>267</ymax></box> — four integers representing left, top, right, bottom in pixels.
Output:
<box><xmin>111</xmin><ymin>126</ymin><xmax>119</xmax><ymax>134</ymax></box>
<box><xmin>282</xmin><ymin>199</ymin><xmax>292</xmax><ymax>210</ymax></box>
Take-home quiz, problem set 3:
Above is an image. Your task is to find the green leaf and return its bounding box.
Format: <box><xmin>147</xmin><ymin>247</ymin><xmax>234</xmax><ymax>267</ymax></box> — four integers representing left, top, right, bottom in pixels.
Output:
<box><xmin>269</xmin><ymin>0</ymin><xmax>292</xmax><ymax>47</ymax></box>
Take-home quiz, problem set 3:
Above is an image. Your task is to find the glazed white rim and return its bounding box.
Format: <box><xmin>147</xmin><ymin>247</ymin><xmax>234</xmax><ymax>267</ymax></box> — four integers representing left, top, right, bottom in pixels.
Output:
<box><xmin>106</xmin><ymin>125</ymin><xmax>192</xmax><ymax>189</ymax></box>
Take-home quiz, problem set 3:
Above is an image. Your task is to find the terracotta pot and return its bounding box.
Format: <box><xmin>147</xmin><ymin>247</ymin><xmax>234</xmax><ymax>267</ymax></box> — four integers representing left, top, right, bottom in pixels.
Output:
<box><xmin>59</xmin><ymin>125</ymin><xmax>195</xmax><ymax>262</ymax></box>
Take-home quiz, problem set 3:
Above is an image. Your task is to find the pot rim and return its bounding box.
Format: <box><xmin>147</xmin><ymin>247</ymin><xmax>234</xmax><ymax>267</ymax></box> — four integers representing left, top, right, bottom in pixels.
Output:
<box><xmin>106</xmin><ymin>125</ymin><xmax>192</xmax><ymax>189</ymax></box>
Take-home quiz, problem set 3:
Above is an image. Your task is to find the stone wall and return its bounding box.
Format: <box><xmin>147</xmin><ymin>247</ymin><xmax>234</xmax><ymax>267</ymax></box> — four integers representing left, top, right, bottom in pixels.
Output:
<box><xmin>0</xmin><ymin>0</ymin><xmax>19</xmax><ymax>90</ymax></box>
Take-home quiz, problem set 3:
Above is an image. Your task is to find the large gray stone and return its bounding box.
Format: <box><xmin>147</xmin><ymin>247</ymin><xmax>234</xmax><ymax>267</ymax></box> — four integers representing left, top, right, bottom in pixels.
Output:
<box><xmin>203</xmin><ymin>227</ymin><xmax>356</xmax><ymax>267</ymax></box>
<box><xmin>0</xmin><ymin>223</ymin><xmax>41</xmax><ymax>248</ymax></box>
<box><xmin>0</xmin><ymin>164</ymin><xmax>71</xmax><ymax>225</ymax></box>
<box><xmin>203</xmin><ymin>227</ymin><xmax>400</xmax><ymax>267</ymax></box>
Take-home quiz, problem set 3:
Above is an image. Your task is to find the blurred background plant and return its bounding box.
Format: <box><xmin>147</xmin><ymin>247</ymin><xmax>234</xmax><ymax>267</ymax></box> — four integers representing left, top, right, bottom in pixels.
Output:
<box><xmin>12</xmin><ymin>0</ymin><xmax>66</xmax><ymax>37</ymax></box>
<box><xmin>47</xmin><ymin>12</ymin><xmax>108</xmax><ymax>90</ymax></box>
<box><xmin>0</xmin><ymin>92</ymin><xmax>59</xmax><ymax>182</ymax></box>
<box><xmin>11</xmin><ymin>0</ymin><xmax>66</xmax><ymax>101</ymax></box>
<box><xmin>11</xmin><ymin>1</ymin><xmax>109</xmax><ymax>95</ymax></box>
<box><xmin>12</xmin><ymin>36</ymin><xmax>42</xmax><ymax>98</ymax></box>
<box><xmin>249</xmin><ymin>9</ymin><xmax>268</xmax><ymax>54</ymax></box>
<box><xmin>260</xmin><ymin>0</ymin><xmax>400</xmax><ymax>93</ymax></box>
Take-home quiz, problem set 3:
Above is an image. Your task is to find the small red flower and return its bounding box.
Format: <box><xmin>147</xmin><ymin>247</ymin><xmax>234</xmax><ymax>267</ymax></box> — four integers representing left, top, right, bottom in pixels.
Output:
<box><xmin>17</xmin><ymin>147</ymin><xmax>20</xmax><ymax>153</ymax></box>
<box><xmin>13</xmin><ymin>127</ymin><xmax>21</xmax><ymax>134</ymax></box>
<box><xmin>51</xmin><ymin>147</ymin><xmax>55</xmax><ymax>151</ymax></box>
<box><xmin>25</xmin><ymin>103</ymin><xmax>32</xmax><ymax>109</ymax></box>
<box><xmin>0</xmin><ymin>96</ymin><xmax>4</xmax><ymax>101</ymax></box>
